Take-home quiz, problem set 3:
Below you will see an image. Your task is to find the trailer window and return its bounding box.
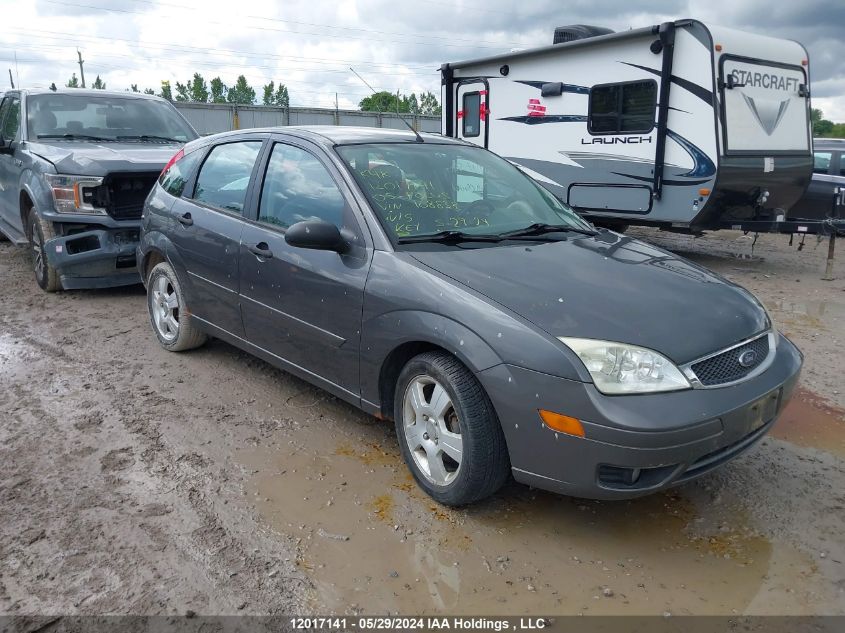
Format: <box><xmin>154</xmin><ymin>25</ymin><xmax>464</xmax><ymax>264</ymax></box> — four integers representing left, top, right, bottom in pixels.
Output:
<box><xmin>462</xmin><ymin>92</ymin><xmax>481</xmax><ymax>138</ymax></box>
<box><xmin>588</xmin><ymin>80</ymin><xmax>657</xmax><ymax>135</ymax></box>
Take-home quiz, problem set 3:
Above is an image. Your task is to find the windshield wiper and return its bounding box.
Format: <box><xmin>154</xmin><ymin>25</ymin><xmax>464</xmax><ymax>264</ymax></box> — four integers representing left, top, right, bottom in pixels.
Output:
<box><xmin>500</xmin><ymin>222</ymin><xmax>597</xmax><ymax>238</ymax></box>
<box><xmin>116</xmin><ymin>134</ymin><xmax>183</xmax><ymax>143</ymax></box>
<box><xmin>397</xmin><ymin>230</ymin><xmax>504</xmax><ymax>244</ymax></box>
<box><xmin>37</xmin><ymin>133</ymin><xmax>109</xmax><ymax>141</ymax></box>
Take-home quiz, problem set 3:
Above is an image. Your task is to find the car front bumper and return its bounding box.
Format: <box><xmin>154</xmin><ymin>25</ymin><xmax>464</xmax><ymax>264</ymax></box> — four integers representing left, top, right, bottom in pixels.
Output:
<box><xmin>44</xmin><ymin>225</ymin><xmax>142</xmax><ymax>289</ymax></box>
<box><xmin>477</xmin><ymin>333</ymin><xmax>803</xmax><ymax>500</ymax></box>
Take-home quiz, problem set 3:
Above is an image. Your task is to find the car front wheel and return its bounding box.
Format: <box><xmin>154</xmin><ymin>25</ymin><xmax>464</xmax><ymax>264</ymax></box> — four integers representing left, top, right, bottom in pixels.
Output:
<box><xmin>394</xmin><ymin>351</ymin><xmax>510</xmax><ymax>506</ymax></box>
<box><xmin>146</xmin><ymin>261</ymin><xmax>207</xmax><ymax>352</ymax></box>
<box><xmin>29</xmin><ymin>210</ymin><xmax>61</xmax><ymax>292</ymax></box>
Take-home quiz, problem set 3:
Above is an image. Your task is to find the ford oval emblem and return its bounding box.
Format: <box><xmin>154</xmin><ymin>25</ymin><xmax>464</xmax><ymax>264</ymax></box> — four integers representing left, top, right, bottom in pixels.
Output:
<box><xmin>738</xmin><ymin>349</ymin><xmax>758</xmax><ymax>368</ymax></box>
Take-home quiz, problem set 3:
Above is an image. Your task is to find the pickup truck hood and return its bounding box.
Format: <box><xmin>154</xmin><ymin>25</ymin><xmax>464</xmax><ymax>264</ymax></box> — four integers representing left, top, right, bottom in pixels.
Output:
<box><xmin>27</xmin><ymin>141</ymin><xmax>180</xmax><ymax>175</ymax></box>
<box><xmin>409</xmin><ymin>232</ymin><xmax>769</xmax><ymax>364</ymax></box>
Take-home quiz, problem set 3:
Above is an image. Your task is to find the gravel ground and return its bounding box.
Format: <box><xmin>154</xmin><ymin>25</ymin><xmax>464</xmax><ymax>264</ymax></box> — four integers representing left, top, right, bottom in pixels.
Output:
<box><xmin>1</xmin><ymin>228</ymin><xmax>844</xmax><ymax>616</ymax></box>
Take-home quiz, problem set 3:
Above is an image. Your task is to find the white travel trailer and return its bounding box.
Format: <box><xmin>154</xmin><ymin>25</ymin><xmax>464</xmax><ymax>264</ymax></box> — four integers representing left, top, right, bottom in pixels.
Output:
<box><xmin>440</xmin><ymin>20</ymin><xmax>828</xmax><ymax>234</ymax></box>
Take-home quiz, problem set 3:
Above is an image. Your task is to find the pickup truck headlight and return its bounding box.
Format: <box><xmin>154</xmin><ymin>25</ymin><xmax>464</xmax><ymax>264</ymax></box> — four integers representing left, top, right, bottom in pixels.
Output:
<box><xmin>558</xmin><ymin>337</ymin><xmax>691</xmax><ymax>394</ymax></box>
<box><xmin>44</xmin><ymin>174</ymin><xmax>106</xmax><ymax>215</ymax></box>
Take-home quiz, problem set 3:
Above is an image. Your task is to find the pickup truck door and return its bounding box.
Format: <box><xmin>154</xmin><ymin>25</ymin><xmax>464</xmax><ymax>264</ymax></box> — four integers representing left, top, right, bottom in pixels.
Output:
<box><xmin>238</xmin><ymin>138</ymin><xmax>371</xmax><ymax>399</ymax></box>
<box><xmin>789</xmin><ymin>150</ymin><xmax>842</xmax><ymax>221</ymax></box>
<box><xmin>0</xmin><ymin>95</ymin><xmax>23</xmax><ymax>233</ymax></box>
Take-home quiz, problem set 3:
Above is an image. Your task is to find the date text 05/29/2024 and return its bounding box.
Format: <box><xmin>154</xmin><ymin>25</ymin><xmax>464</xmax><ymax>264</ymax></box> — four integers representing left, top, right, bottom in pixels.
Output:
<box><xmin>290</xmin><ymin>617</ymin><xmax>550</xmax><ymax>631</ymax></box>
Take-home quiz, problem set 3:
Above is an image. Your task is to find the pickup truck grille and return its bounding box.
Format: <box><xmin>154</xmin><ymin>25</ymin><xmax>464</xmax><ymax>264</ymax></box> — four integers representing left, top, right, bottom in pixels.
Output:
<box><xmin>92</xmin><ymin>173</ymin><xmax>159</xmax><ymax>220</ymax></box>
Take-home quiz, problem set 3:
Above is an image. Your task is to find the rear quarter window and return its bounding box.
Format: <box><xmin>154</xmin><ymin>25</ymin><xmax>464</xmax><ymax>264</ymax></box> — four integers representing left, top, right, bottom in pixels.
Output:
<box><xmin>160</xmin><ymin>149</ymin><xmax>202</xmax><ymax>197</ymax></box>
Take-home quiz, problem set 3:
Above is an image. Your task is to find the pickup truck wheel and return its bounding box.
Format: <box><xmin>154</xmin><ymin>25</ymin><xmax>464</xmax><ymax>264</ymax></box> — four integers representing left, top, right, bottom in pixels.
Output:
<box><xmin>146</xmin><ymin>262</ymin><xmax>207</xmax><ymax>352</ymax></box>
<box><xmin>28</xmin><ymin>211</ymin><xmax>61</xmax><ymax>292</ymax></box>
<box><xmin>394</xmin><ymin>351</ymin><xmax>510</xmax><ymax>506</ymax></box>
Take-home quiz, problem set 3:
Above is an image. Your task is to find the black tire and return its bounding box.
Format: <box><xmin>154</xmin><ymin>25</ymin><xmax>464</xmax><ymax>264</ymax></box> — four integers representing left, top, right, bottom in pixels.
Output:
<box><xmin>393</xmin><ymin>351</ymin><xmax>510</xmax><ymax>506</ymax></box>
<box><xmin>146</xmin><ymin>261</ymin><xmax>207</xmax><ymax>352</ymax></box>
<box><xmin>28</xmin><ymin>210</ymin><xmax>62</xmax><ymax>292</ymax></box>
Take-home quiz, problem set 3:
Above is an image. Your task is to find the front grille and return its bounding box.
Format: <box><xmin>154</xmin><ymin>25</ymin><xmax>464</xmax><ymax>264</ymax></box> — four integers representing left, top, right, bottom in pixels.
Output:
<box><xmin>690</xmin><ymin>334</ymin><xmax>770</xmax><ymax>386</ymax></box>
<box><xmin>92</xmin><ymin>173</ymin><xmax>159</xmax><ymax>220</ymax></box>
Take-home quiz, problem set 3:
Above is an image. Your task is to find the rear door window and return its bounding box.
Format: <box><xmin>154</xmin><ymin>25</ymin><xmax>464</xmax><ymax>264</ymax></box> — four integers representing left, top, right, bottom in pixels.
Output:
<box><xmin>462</xmin><ymin>92</ymin><xmax>481</xmax><ymax>137</ymax></box>
<box><xmin>192</xmin><ymin>141</ymin><xmax>262</xmax><ymax>214</ymax></box>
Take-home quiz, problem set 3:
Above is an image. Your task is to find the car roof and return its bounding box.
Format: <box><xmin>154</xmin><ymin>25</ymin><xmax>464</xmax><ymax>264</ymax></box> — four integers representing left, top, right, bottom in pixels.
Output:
<box><xmin>5</xmin><ymin>88</ymin><xmax>171</xmax><ymax>103</ymax></box>
<box><xmin>191</xmin><ymin>125</ymin><xmax>461</xmax><ymax>149</ymax></box>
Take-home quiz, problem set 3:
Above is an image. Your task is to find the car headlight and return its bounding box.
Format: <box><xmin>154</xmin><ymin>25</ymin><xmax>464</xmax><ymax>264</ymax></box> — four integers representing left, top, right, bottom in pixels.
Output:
<box><xmin>558</xmin><ymin>337</ymin><xmax>690</xmax><ymax>394</ymax></box>
<box><xmin>44</xmin><ymin>174</ymin><xmax>106</xmax><ymax>215</ymax></box>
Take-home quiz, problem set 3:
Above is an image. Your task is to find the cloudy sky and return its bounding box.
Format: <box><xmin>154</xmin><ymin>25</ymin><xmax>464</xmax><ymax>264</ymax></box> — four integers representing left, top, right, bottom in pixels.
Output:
<box><xmin>2</xmin><ymin>0</ymin><xmax>843</xmax><ymax>119</ymax></box>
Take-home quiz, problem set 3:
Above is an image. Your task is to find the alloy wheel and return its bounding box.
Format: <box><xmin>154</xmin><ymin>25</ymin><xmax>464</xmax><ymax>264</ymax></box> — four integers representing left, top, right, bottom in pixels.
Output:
<box><xmin>31</xmin><ymin>221</ymin><xmax>45</xmax><ymax>281</ymax></box>
<box><xmin>402</xmin><ymin>375</ymin><xmax>463</xmax><ymax>486</ymax></box>
<box><xmin>151</xmin><ymin>274</ymin><xmax>180</xmax><ymax>342</ymax></box>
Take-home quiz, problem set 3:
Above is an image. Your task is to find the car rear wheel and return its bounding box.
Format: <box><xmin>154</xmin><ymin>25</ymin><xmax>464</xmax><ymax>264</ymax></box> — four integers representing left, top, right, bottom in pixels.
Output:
<box><xmin>28</xmin><ymin>210</ymin><xmax>61</xmax><ymax>293</ymax></box>
<box><xmin>394</xmin><ymin>351</ymin><xmax>510</xmax><ymax>506</ymax></box>
<box><xmin>147</xmin><ymin>261</ymin><xmax>207</xmax><ymax>352</ymax></box>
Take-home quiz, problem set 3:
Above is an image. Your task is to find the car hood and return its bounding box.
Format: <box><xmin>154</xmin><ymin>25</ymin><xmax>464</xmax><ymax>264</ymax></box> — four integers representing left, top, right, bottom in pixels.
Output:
<box><xmin>408</xmin><ymin>232</ymin><xmax>769</xmax><ymax>364</ymax></box>
<box><xmin>27</xmin><ymin>141</ymin><xmax>181</xmax><ymax>175</ymax></box>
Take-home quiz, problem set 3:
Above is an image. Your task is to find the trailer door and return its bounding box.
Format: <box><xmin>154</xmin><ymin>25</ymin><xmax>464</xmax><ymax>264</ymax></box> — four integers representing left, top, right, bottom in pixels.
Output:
<box><xmin>719</xmin><ymin>57</ymin><xmax>810</xmax><ymax>154</ymax></box>
<box><xmin>456</xmin><ymin>80</ymin><xmax>488</xmax><ymax>147</ymax></box>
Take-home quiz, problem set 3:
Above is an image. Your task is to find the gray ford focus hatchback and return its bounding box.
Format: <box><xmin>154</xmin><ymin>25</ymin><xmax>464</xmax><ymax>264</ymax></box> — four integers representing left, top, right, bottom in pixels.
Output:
<box><xmin>138</xmin><ymin>126</ymin><xmax>802</xmax><ymax>506</ymax></box>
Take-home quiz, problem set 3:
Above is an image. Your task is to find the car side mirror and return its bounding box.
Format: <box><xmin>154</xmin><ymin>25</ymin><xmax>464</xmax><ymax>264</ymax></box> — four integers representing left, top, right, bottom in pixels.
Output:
<box><xmin>285</xmin><ymin>220</ymin><xmax>349</xmax><ymax>254</ymax></box>
<box><xmin>0</xmin><ymin>135</ymin><xmax>12</xmax><ymax>155</ymax></box>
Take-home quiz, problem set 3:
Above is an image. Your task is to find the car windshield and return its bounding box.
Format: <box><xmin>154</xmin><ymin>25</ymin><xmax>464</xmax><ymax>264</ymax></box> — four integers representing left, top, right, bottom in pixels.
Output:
<box><xmin>336</xmin><ymin>143</ymin><xmax>593</xmax><ymax>242</ymax></box>
<box><xmin>27</xmin><ymin>94</ymin><xmax>198</xmax><ymax>142</ymax></box>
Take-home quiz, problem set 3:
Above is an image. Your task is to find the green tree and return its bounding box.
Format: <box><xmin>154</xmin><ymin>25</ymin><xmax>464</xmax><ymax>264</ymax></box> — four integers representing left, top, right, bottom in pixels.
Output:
<box><xmin>227</xmin><ymin>75</ymin><xmax>255</xmax><ymax>104</ymax></box>
<box><xmin>209</xmin><ymin>77</ymin><xmax>227</xmax><ymax>103</ymax></box>
<box><xmin>159</xmin><ymin>80</ymin><xmax>173</xmax><ymax>102</ymax></box>
<box><xmin>143</xmin><ymin>88</ymin><xmax>155</xmax><ymax>95</ymax></box>
<box><xmin>49</xmin><ymin>82</ymin><xmax>57</xmax><ymax>92</ymax></box>
<box><xmin>174</xmin><ymin>81</ymin><xmax>189</xmax><ymax>102</ymax></box>
<box><xmin>812</xmin><ymin>107</ymin><xmax>834</xmax><ymax>137</ymax></box>
<box><xmin>262</xmin><ymin>80</ymin><xmax>275</xmax><ymax>106</ymax></box>
<box><xmin>91</xmin><ymin>75</ymin><xmax>106</xmax><ymax>90</ymax></box>
<box><xmin>130</xmin><ymin>84</ymin><xmax>139</xmax><ymax>93</ymax></box>
<box><xmin>273</xmin><ymin>83</ymin><xmax>289</xmax><ymax>108</ymax></box>
<box><xmin>189</xmin><ymin>73</ymin><xmax>209</xmax><ymax>103</ymax></box>
<box><xmin>830</xmin><ymin>123</ymin><xmax>845</xmax><ymax>139</ymax></box>
<box><xmin>359</xmin><ymin>91</ymin><xmax>410</xmax><ymax>113</ymax></box>
<box><xmin>408</xmin><ymin>92</ymin><xmax>419</xmax><ymax>114</ymax></box>
<box><xmin>418</xmin><ymin>91</ymin><xmax>441</xmax><ymax>115</ymax></box>
<box><xmin>66</xmin><ymin>73</ymin><xmax>80</xmax><ymax>88</ymax></box>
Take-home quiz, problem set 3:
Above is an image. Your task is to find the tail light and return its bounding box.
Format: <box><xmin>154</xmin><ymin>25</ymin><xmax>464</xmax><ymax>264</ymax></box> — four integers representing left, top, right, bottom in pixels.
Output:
<box><xmin>160</xmin><ymin>148</ymin><xmax>184</xmax><ymax>178</ymax></box>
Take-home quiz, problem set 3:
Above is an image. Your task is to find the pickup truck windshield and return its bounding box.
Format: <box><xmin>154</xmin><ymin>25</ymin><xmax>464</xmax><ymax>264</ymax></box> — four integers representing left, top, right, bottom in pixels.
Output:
<box><xmin>27</xmin><ymin>94</ymin><xmax>198</xmax><ymax>143</ymax></box>
<box><xmin>337</xmin><ymin>143</ymin><xmax>593</xmax><ymax>242</ymax></box>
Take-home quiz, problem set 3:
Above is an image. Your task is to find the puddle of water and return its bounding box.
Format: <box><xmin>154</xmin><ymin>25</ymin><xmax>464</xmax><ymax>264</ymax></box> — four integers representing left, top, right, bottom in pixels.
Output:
<box><xmin>240</xmin><ymin>428</ymin><xmax>824</xmax><ymax>615</ymax></box>
<box><xmin>0</xmin><ymin>333</ymin><xmax>37</xmax><ymax>381</ymax></box>
<box><xmin>769</xmin><ymin>299</ymin><xmax>845</xmax><ymax>331</ymax></box>
<box><xmin>771</xmin><ymin>387</ymin><xmax>845</xmax><ymax>457</ymax></box>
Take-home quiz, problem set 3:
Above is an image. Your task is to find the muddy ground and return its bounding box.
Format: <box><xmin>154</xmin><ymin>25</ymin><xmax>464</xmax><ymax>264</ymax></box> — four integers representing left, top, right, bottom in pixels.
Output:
<box><xmin>1</xmin><ymin>229</ymin><xmax>844</xmax><ymax>616</ymax></box>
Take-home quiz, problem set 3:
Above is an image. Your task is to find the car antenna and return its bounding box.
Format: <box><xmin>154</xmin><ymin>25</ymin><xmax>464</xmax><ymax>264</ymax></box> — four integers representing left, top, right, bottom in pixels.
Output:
<box><xmin>349</xmin><ymin>67</ymin><xmax>424</xmax><ymax>143</ymax></box>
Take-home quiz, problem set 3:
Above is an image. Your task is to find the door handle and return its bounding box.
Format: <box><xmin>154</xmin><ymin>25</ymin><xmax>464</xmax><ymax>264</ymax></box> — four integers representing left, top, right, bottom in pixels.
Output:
<box><xmin>248</xmin><ymin>242</ymin><xmax>273</xmax><ymax>259</ymax></box>
<box><xmin>178</xmin><ymin>212</ymin><xmax>193</xmax><ymax>226</ymax></box>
